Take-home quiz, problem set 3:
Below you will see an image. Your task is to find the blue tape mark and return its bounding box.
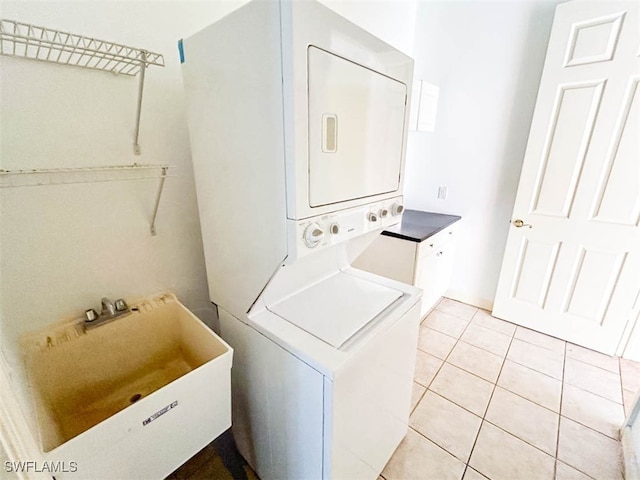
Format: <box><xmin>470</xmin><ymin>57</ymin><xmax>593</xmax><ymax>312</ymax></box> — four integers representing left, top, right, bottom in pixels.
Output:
<box><xmin>178</xmin><ymin>39</ymin><xmax>185</xmax><ymax>64</ymax></box>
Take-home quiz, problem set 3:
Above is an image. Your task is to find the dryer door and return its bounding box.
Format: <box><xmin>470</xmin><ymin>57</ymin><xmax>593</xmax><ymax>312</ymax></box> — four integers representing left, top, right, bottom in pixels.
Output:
<box><xmin>308</xmin><ymin>47</ymin><xmax>407</xmax><ymax>208</ymax></box>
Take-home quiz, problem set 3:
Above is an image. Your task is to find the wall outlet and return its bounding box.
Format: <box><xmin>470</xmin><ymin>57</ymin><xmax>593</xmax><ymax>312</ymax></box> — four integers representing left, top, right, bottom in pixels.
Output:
<box><xmin>437</xmin><ymin>185</ymin><xmax>448</xmax><ymax>200</ymax></box>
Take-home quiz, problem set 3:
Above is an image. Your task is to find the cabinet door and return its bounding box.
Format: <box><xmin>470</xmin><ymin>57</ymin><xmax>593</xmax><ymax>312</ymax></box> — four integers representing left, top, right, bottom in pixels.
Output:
<box><xmin>415</xmin><ymin>239</ymin><xmax>456</xmax><ymax>317</ymax></box>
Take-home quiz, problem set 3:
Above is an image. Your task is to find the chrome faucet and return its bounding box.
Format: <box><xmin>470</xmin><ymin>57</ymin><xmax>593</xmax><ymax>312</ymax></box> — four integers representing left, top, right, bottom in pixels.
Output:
<box><xmin>84</xmin><ymin>297</ymin><xmax>130</xmax><ymax>330</ymax></box>
<box><xmin>101</xmin><ymin>297</ymin><xmax>117</xmax><ymax>317</ymax></box>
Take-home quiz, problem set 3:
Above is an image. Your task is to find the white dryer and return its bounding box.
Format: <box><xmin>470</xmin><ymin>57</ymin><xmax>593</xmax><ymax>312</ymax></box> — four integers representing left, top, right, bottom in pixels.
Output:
<box><xmin>180</xmin><ymin>1</ymin><xmax>420</xmax><ymax>478</ymax></box>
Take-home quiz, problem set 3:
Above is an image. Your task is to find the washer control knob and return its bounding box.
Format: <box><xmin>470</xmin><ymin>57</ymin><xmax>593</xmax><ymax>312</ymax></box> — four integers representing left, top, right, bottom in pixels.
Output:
<box><xmin>391</xmin><ymin>203</ymin><xmax>404</xmax><ymax>216</ymax></box>
<box><xmin>303</xmin><ymin>223</ymin><xmax>324</xmax><ymax>248</ymax></box>
<box><xmin>367</xmin><ymin>212</ymin><xmax>378</xmax><ymax>222</ymax></box>
<box><xmin>330</xmin><ymin>223</ymin><xmax>340</xmax><ymax>235</ymax></box>
<box><xmin>379</xmin><ymin>208</ymin><xmax>389</xmax><ymax>218</ymax></box>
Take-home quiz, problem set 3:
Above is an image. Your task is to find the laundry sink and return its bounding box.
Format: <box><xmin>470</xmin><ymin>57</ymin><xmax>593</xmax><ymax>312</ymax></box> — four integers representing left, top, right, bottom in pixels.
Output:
<box><xmin>20</xmin><ymin>292</ymin><xmax>232</xmax><ymax>479</ymax></box>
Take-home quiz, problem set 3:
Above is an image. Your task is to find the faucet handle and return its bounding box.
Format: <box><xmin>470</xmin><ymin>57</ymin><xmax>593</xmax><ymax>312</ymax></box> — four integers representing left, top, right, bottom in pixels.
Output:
<box><xmin>101</xmin><ymin>297</ymin><xmax>116</xmax><ymax>316</ymax></box>
<box><xmin>115</xmin><ymin>299</ymin><xmax>128</xmax><ymax>312</ymax></box>
<box><xmin>85</xmin><ymin>309</ymin><xmax>98</xmax><ymax>322</ymax></box>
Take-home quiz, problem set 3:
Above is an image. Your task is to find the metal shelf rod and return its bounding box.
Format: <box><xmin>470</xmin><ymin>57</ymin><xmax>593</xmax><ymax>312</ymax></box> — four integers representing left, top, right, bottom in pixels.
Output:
<box><xmin>0</xmin><ymin>164</ymin><xmax>173</xmax><ymax>236</ymax></box>
<box><xmin>0</xmin><ymin>164</ymin><xmax>170</xmax><ymax>176</ymax></box>
<box><xmin>133</xmin><ymin>50</ymin><xmax>147</xmax><ymax>155</ymax></box>
<box><xmin>150</xmin><ymin>166</ymin><xmax>168</xmax><ymax>236</ymax></box>
<box><xmin>0</xmin><ymin>174</ymin><xmax>179</xmax><ymax>188</ymax></box>
<box><xmin>0</xmin><ymin>19</ymin><xmax>165</xmax><ymax>152</ymax></box>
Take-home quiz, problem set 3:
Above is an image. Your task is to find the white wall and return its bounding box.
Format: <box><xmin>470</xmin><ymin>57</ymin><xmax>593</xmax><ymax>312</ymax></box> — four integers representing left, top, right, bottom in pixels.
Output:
<box><xmin>322</xmin><ymin>0</ymin><xmax>417</xmax><ymax>56</ymax></box>
<box><xmin>404</xmin><ymin>0</ymin><xmax>558</xmax><ymax>309</ymax></box>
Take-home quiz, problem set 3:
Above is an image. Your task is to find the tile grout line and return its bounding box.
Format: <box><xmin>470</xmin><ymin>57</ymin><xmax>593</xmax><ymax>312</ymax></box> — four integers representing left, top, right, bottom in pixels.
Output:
<box><xmin>420</xmin><ymin>304</ymin><xmax>627</xmax><ymax>480</ymax></box>
<box><xmin>410</xmin><ymin>312</ymin><xmax>434</xmax><ymax>415</ymax></box>
<box><xmin>429</xmin><ymin>306</ymin><xmax>479</xmax><ymax>479</ymax></box>
<box><xmin>408</xmin><ymin>298</ymin><xmax>470</xmax><ymax>459</ymax></box>
<box><xmin>491</xmin><ymin>369</ymin><xmax>562</xmax><ymax>414</ymax></box>
<box><xmin>420</xmin><ymin>308</ymin><xmax>478</xmax><ymax>374</ymax></box>
<box><xmin>411</xmin><ymin>309</ymin><xmax>473</xmax><ymax>416</ymax></box>
<box><xmin>426</xmin><ymin>383</ymin><xmax>605</xmax><ymax>454</ymax></box>
<box><xmin>420</xmin><ymin>305</ymin><xmax>625</xmax><ymax>479</ymax></box>
<box><xmin>428</xmin><ymin>367</ymin><xmax>565</xmax><ymax>430</ymax></box>
<box><xmin>480</xmin><ymin>418</ymin><xmax>559</xmax><ymax>460</ymax></box>
<box><xmin>429</xmin><ymin>381</ymin><xmax>561</xmax><ymax>433</ymax></box>
<box><xmin>426</xmin><ymin>370</ymin><xmax>596</xmax><ymax>475</ymax></box>
<box><xmin>421</xmin><ymin>307</ymin><xmax>542</xmax><ymax>478</ymax></box>
<box><xmin>410</xmin><ymin>306</ymin><xmax>481</xmax><ymax>474</ymax></box>
<box><xmin>438</xmin><ymin>301</ymin><xmax>519</xmax><ymax>337</ymax></box>
<box><xmin>552</xmin><ymin>348</ymin><xmax>613</xmax><ymax>480</ymax></box>
<box><xmin>555</xmin><ymin>460</ymin><xmax>599</xmax><ymax>480</ymax></box>
<box><xmin>562</xmin><ymin>381</ymin><xmax>624</xmax><ymax>405</ymax></box>
<box><xmin>557</xmin><ymin>414</ymin><xmax>623</xmax><ymax>441</ymax></box>
<box><xmin>459</xmin><ymin>308</ymin><xmax>509</xmax><ymax>479</ymax></box>
<box><xmin>561</xmin><ymin>357</ymin><xmax>627</xmax><ymax>443</ymax></box>
<box><xmin>428</xmin><ymin>389</ymin><xmax>484</xmax><ymax>422</ymax></box>
<box><xmin>467</xmin><ymin>339</ymin><xmax>615</xmax><ymax>478</ymax></box>
<box><xmin>505</xmin><ymin>357</ymin><xmax>564</xmax><ymax>383</ymax></box>
<box><xmin>565</xmin><ymin>355</ymin><xmax>623</xmax><ymax>381</ymax></box>
<box><xmin>409</xmin><ymin>342</ymin><xmax>458</xmax><ymax>419</ymax></box>
<box><xmin>563</xmin><ymin>355</ymin><xmax>625</xmax><ymax>404</ymax></box>
<box><xmin>512</xmin><ymin>334</ymin><xmax>566</xmax><ymax>355</ymax></box>
<box><xmin>618</xmin><ymin>356</ymin><xmax>626</xmax><ymax>416</ymax></box>
<box><xmin>473</xmin><ymin>334</ymin><xmax>563</xmax><ymax>478</ymax></box>
<box><xmin>456</xmin><ymin>337</ymin><xmax>509</xmax><ymax>359</ymax></box>
<box><xmin>443</xmin><ymin>349</ymin><xmax>501</xmax><ymax>384</ymax></box>
<box><xmin>408</xmin><ymin>425</ymin><xmax>470</xmax><ymax>469</ymax></box>
<box><xmin>567</xmin><ymin>354</ymin><xmax>621</xmax><ymax>375</ymax></box>
<box><xmin>410</xmin><ymin>388</ymin><xmax>426</xmax><ymax>416</ymax></box>
<box><xmin>553</xmin><ymin>340</ymin><xmax>567</xmax><ymax>480</ymax></box>
<box><xmin>470</xmin><ymin>314</ymin><xmax>519</xmax><ymax>337</ymax></box>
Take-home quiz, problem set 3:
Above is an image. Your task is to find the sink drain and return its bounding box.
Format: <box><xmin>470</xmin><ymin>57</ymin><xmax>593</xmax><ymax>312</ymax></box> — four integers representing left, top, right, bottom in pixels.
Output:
<box><xmin>130</xmin><ymin>393</ymin><xmax>142</xmax><ymax>403</ymax></box>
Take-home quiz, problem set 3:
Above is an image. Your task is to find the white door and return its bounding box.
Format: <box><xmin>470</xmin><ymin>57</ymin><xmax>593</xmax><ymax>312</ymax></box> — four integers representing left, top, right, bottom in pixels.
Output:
<box><xmin>493</xmin><ymin>0</ymin><xmax>640</xmax><ymax>355</ymax></box>
<box><xmin>307</xmin><ymin>47</ymin><xmax>407</xmax><ymax>207</ymax></box>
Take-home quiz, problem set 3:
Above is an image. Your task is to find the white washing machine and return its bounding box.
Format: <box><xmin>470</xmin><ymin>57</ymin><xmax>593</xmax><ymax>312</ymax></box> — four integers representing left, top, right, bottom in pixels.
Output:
<box><xmin>180</xmin><ymin>1</ymin><xmax>420</xmax><ymax>478</ymax></box>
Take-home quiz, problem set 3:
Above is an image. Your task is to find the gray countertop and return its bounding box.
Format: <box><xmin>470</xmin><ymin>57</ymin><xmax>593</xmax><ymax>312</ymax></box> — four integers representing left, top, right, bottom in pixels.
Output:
<box><xmin>382</xmin><ymin>210</ymin><xmax>461</xmax><ymax>243</ymax></box>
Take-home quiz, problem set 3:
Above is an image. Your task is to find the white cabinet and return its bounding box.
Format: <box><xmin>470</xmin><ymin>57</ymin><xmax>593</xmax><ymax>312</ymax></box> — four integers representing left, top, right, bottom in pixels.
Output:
<box><xmin>353</xmin><ymin>217</ymin><xmax>460</xmax><ymax>318</ymax></box>
<box><xmin>414</xmin><ymin>227</ymin><xmax>457</xmax><ymax>315</ymax></box>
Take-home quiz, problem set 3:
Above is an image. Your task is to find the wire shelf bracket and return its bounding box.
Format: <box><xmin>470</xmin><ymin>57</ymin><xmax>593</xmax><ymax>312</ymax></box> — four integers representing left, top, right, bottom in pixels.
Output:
<box><xmin>0</xmin><ymin>18</ymin><xmax>165</xmax><ymax>155</ymax></box>
<box><xmin>0</xmin><ymin>164</ymin><xmax>172</xmax><ymax>236</ymax></box>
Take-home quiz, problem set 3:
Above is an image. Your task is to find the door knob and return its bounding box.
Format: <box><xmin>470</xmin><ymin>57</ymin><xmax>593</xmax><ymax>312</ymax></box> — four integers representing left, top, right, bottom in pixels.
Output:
<box><xmin>512</xmin><ymin>219</ymin><xmax>532</xmax><ymax>228</ymax></box>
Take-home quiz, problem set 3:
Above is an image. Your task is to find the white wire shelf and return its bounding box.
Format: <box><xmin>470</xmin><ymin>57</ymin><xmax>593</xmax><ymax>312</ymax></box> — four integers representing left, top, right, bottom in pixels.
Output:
<box><xmin>0</xmin><ymin>164</ymin><xmax>169</xmax><ymax>186</ymax></box>
<box><xmin>0</xmin><ymin>164</ymin><xmax>172</xmax><ymax>235</ymax></box>
<box><xmin>0</xmin><ymin>18</ymin><xmax>165</xmax><ymax>154</ymax></box>
<box><xmin>0</xmin><ymin>19</ymin><xmax>164</xmax><ymax>75</ymax></box>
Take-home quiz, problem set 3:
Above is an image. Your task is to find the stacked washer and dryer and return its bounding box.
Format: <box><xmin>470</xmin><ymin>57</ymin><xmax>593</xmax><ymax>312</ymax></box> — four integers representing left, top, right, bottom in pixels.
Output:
<box><xmin>180</xmin><ymin>1</ymin><xmax>421</xmax><ymax>478</ymax></box>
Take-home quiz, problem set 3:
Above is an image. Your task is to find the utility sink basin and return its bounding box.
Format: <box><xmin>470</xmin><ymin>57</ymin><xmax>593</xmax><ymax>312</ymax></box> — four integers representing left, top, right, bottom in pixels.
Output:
<box><xmin>20</xmin><ymin>292</ymin><xmax>232</xmax><ymax>479</ymax></box>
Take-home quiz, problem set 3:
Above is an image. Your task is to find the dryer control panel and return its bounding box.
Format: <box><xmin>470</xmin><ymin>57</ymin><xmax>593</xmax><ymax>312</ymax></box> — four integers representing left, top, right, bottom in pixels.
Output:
<box><xmin>287</xmin><ymin>196</ymin><xmax>404</xmax><ymax>261</ymax></box>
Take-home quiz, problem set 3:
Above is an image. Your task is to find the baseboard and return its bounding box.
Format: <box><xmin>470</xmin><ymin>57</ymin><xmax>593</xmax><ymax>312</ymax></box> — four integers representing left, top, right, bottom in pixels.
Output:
<box><xmin>622</xmin><ymin>426</ymin><xmax>639</xmax><ymax>480</ymax></box>
<box><xmin>444</xmin><ymin>289</ymin><xmax>494</xmax><ymax>311</ymax></box>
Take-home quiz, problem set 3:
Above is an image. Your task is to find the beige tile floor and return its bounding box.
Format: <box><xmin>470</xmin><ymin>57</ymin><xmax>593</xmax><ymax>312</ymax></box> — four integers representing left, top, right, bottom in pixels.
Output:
<box><xmin>382</xmin><ymin>298</ymin><xmax>637</xmax><ymax>480</ymax></box>
<box><xmin>170</xmin><ymin>298</ymin><xmax>640</xmax><ymax>480</ymax></box>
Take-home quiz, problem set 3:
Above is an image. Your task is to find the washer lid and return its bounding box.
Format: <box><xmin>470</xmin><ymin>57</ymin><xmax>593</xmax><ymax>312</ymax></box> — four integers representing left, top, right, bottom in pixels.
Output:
<box><xmin>268</xmin><ymin>271</ymin><xmax>403</xmax><ymax>349</ymax></box>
